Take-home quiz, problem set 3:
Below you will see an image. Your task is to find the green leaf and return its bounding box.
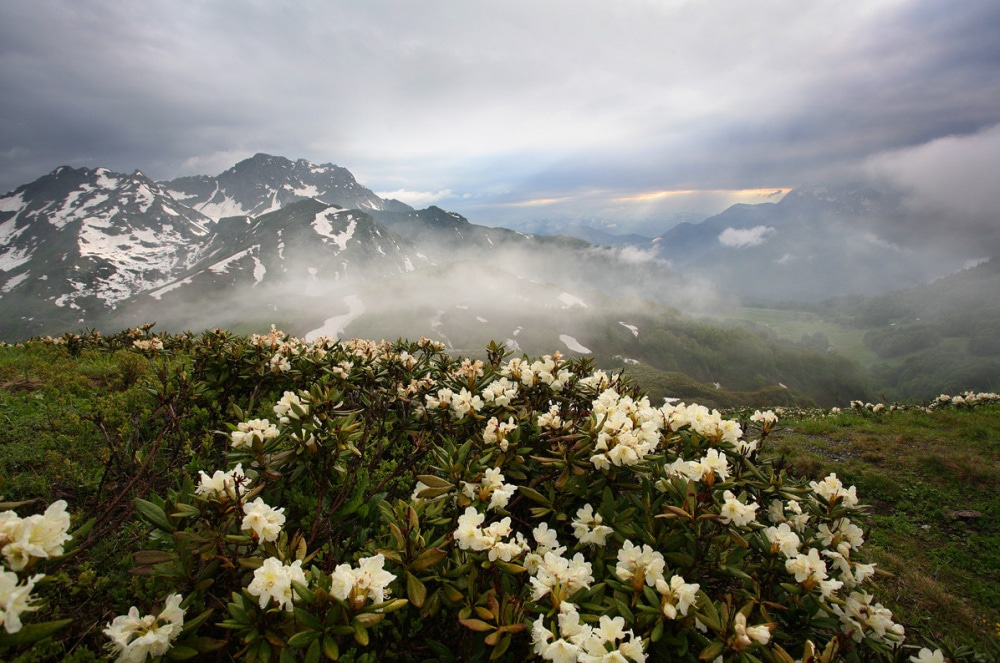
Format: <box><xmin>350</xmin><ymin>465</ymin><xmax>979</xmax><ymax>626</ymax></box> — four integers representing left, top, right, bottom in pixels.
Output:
<box><xmin>322</xmin><ymin>635</ymin><xmax>340</xmax><ymax>660</ymax></box>
<box><xmin>305</xmin><ymin>639</ymin><xmax>322</xmax><ymax>663</ymax></box>
<box><xmin>166</xmin><ymin>645</ymin><xmax>200</xmax><ymax>660</ymax></box>
<box><xmin>411</xmin><ymin>547</ymin><xmax>447</xmax><ymax>571</ymax></box>
<box><xmin>459</xmin><ymin>618</ymin><xmax>494</xmax><ymax>632</ymax></box>
<box><xmin>288</xmin><ymin>630</ymin><xmax>320</xmax><ymax>648</ymax></box>
<box><xmin>0</xmin><ymin>618</ymin><xmax>73</xmax><ymax>647</ymax></box>
<box><xmin>517</xmin><ymin>485</ymin><xmax>551</xmax><ymax>506</ymax></box>
<box><xmin>135</xmin><ymin>498</ymin><xmax>173</xmax><ymax>532</ymax></box>
<box><xmin>406</xmin><ymin>571</ymin><xmax>427</xmax><ymax>608</ymax></box>
<box><xmin>699</xmin><ymin>641</ymin><xmax>725</xmax><ymax>661</ymax></box>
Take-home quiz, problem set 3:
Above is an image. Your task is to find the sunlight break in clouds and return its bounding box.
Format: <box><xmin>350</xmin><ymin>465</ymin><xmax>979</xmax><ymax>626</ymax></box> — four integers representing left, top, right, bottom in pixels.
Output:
<box><xmin>718</xmin><ymin>226</ymin><xmax>775</xmax><ymax>248</ymax></box>
<box><xmin>375</xmin><ymin>189</ymin><xmax>455</xmax><ymax>207</ymax></box>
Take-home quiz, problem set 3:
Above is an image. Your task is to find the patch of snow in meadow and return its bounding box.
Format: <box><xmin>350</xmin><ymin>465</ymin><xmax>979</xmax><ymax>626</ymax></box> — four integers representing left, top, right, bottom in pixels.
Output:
<box><xmin>149</xmin><ymin>277</ymin><xmax>194</xmax><ymax>300</ymax></box>
<box><xmin>559</xmin><ymin>334</ymin><xmax>591</xmax><ymax>353</ymax></box>
<box><xmin>558</xmin><ymin>292</ymin><xmax>587</xmax><ymax>309</ymax></box>
<box><xmin>209</xmin><ymin>247</ymin><xmax>257</xmax><ymax>274</ymax></box>
<box><xmin>619</xmin><ymin>321</ymin><xmax>639</xmax><ymax>337</ymax></box>
<box><xmin>476</xmin><ymin>316</ymin><xmax>488</xmax><ymax>323</ymax></box>
<box><xmin>252</xmin><ymin>255</ymin><xmax>266</xmax><ymax>285</ymax></box>
<box><xmin>2</xmin><ymin>271</ymin><xmax>29</xmax><ymax>292</ymax></box>
<box><xmin>0</xmin><ymin>243</ymin><xmax>32</xmax><ymax>272</ymax></box>
<box><xmin>305</xmin><ymin>295</ymin><xmax>365</xmax><ymax>342</ymax></box>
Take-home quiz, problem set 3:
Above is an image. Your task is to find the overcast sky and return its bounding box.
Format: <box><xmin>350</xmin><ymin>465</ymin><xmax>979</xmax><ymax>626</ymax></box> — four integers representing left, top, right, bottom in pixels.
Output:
<box><xmin>2</xmin><ymin>0</ymin><xmax>999</xmax><ymax>229</ymax></box>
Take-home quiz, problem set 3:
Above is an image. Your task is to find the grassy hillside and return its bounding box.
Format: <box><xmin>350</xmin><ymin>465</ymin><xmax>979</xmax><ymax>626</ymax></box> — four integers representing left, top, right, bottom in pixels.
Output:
<box><xmin>0</xmin><ymin>331</ymin><xmax>996</xmax><ymax>661</ymax></box>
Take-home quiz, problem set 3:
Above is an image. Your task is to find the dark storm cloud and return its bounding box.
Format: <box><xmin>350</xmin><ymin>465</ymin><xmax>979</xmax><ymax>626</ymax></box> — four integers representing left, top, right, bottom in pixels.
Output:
<box><xmin>1</xmin><ymin>0</ymin><xmax>999</xmax><ymax>238</ymax></box>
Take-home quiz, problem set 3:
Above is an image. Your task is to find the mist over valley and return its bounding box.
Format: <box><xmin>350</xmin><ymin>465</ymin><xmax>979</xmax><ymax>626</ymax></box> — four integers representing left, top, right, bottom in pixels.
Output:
<box><xmin>1</xmin><ymin>153</ymin><xmax>995</xmax><ymax>406</ymax></box>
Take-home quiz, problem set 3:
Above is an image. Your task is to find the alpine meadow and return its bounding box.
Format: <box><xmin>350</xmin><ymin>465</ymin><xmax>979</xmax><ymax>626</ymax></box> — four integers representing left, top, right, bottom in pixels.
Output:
<box><xmin>2</xmin><ymin>2</ymin><xmax>1000</xmax><ymax>662</ymax></box>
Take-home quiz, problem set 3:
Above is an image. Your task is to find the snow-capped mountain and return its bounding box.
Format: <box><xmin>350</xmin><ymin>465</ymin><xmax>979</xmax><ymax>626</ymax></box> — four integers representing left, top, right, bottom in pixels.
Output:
<box><xmin>163</xmin><ymin>153</ymin><xmax>411</xmax><ymax>219</ymax></box>
<box><xmin>0</xmin><ymin>166</ymin><xmax>215</xmax><ymax>336</ymax></box>
<box><xmin>0</xmin><ymin>153</ymin><xmax>700</xmax><ymax>341</ymax></box>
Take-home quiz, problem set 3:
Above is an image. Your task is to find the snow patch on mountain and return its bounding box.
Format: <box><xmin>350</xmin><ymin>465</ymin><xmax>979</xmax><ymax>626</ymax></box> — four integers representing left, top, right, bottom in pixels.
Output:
<box><xmin>0</xmin><ymin>245</ymin><xmax>34</xmax><ymax>272</ymax></box>
<box><xmin>312</xmin><ymin>210</ymin><xmax>356</xmax><ymax>251</ymax></box>
<box><xmin>559</xmin><ymin>334</ymin><xmax>591</xmax><ymax>354</ymax></box>
<box><xmin>619</xmin><ymin>321</ymin><xmax>639</xmax><ymax>337</ymax></box>
<box><xmin>558</xmin><ymin>292</ymin><xmax>587</xmax><ymax>309</ymax></box>
<box><xmin>0</xmin><ymin>192</ymin><xmax>25</xmax><ymax>214</ymax></box>
<box><xmin>196</xmin><ymin>194</ymin><xmax>249</xmax><ymax>219</ymax></box>
<box><xmin>252</xmin><ymin>255</ymin><xmax>266</xmax><ymax>285</ymax></box>
<box><xmin>2</xmin><ymin>271</ymin><xmax>29</xmax><ymax>293</ymax></box>
<box><xmin>209</xmin><ymin>246</ymin><xmax>259</xmax><ymax>274</ymax></box>
<box><xmin>149</xmin><ymin>277</ymin><xmax>194</xmax><ymax>300</ymax></box>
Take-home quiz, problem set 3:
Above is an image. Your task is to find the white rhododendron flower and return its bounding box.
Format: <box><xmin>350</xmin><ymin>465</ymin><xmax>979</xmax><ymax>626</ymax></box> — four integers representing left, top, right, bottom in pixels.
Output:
<box><xmin>0</xmin><ymin>567</ymin><xmax>43</xmax><ymax>634</ymax></box>
<box><xmin>655</xmin><ymin>574</ymin><xmax>699</xmax><ymax>620</ymax></box>
<box><xmin>104</xmin><ymin>593</ymin><xmax>185</xmax><ymax>663</ymax></box>
<box><xmin>449</xmin><ymin>387</ymin><xmax>484</xmax><ymax>418</ymax></box>
<box><xmin>247</xmin><ymin>557</ymin><xmax>306</xmax><ymax>612</ymax></box>
<box><xmin>832</xmin><ymin>591</ymin><xmax>905</xmax><ymax>644</ymax></box>
<box><xmin>330</xmin><ymin>554</ymin><xmax>396</xmax><ymax>608</ymax></box>
<box><xmin>0</xmin><ymin>500</ymin><xmax>72</xmax><ymax>571</ymax></box>
<box><xmin>590</xmin><ymin>389</ymin><xmax>663</xmax><ymax>470</ymax></box>
<box><xmin>483</xmin><ymin>416</ymin><xmax>517</xmax><ymax>451</ymax></box>
<box><xmin>571</xmin><ymin>504</ymin><xmax>613</xmax><ymax>546</ymax></box>
<box><xmin>481</xmin><ymin>377</ymin><xmax>519</xmax><ymax>407</ymax></box>
<box><xmin>453</xmin><ymin>508</ymin><xmax>528</xmax><ymax>562</ymax></box>
<box><xmin>786</xmin><ymin>548</ymin><xmax>829</xmax><ymax>586</ymax></box>
<box><xmin>719</xmin><ymin>490</ymin><xmax>759</xmax><ymax>527</ymax></box>
<box><xmin>461</xmin><ymin>468</ymin><xmax>517</xmax><ymax>511</ymax></box>
<box><xmin>809</xmin><ymin>473</ymin><xmax>859</xmax><ymax>508</ymax></box>
<box><xmin>241</xmin><ymin>498</ymin><xmax>286</xmax><ymax>543</ymax></box>
<box><xmin>764</xmin><ymin>523</ymin><xmax>801</xmax><ymax>557</ymax></box>
<box><xmin>732</xmin><ymin>611</ymin><xmax>772</xmax><ymax>650</ymax></box>
<box><xmin>615</xmin><ymin>540</ymin><xmax>665</xmax><ymax>588</ymax></box>
<box><xmin>750</xmin><ymin>409</ymin><xmax>778</xmax><ymax>432</ymax></box>
<box><xmin>529</xmin><ymin>551</ymin><xmax>595</xmax><ymax>603</ymax></box>
<box><xmin>911</xmin><ymin>648</ymin><xmax>946</xmax><ymax>663</ymax></box>
<box><xmin>273</xmin><ymin>391</ymin><xmax>308</xmax><ymax>423</ymax></box>
<box><xmin>230</xmin><ymin>419</ymin><xmax>280</xmax><ymax>449</ymax></box>
<box><xmin>195</xmin><ymin>463</ymin><xmax>247</xmax><ymax>501</ymax></box>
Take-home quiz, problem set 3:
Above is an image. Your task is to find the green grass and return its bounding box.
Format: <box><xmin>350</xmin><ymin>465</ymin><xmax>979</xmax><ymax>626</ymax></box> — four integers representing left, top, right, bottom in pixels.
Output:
<box><xmin>765</xmin><ymin>406</ymin><xmax>1000</xmax><ymax>652</ymax></box>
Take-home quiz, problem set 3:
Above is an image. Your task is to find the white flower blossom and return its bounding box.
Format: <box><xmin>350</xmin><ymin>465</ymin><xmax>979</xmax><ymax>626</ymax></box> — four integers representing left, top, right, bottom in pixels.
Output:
<box><xmin>195</xmin><ymin>463</ymin><xmax>247</xmax><ymax>502</ymax></box>
<box><xmin>615</xmin><ymin>540</ymin><xmax>665</xmax><ymax>588</ymax></box>
<box><xmin>247</xmin><ymin>557</ymin><xmax>306</xmax><ymax>612</ymax></box>
<box><xmin>0</xmin><ymin>567</ymin><xmax>43</xmax><ymax>634</ymax></box>
<box><xmin>329</xmin><ymin>554</ymin><xmax>396</xmax><ymax>607</ymax></box>
<box><xmin>719</xmin><ymin>490</ymin><xmax>759</xmax><ymax>527</ymax></box>
<box><xmin>655</xmin><ymin>574</ymin><xmax>699</xmax><ymax>620</ymax></box>
<box><xmin>230</xmin><ymin>419</ymin><xmax>280</xmax><ymax>449</ymax></box>
<box><xmin>104</xmin><ymin>593</ymin><xmax>185</xmax><ymax>663</ymax></box>
<box><xmin>241</xmin><ymin>498</ymin><xmax>286</xmax><ymax>543</ymax></box>
<box><xmin>571</xmin><ymin>504</ymin><xmax>613</xmax><ymax>546</ymax></box>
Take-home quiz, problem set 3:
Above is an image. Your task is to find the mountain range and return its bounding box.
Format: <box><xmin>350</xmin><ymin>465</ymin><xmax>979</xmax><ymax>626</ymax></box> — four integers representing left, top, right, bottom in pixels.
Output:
<box><xmin>0</xmin><ymin>153</ymin><xmax>984</xmax><ymax>348</ymax></box>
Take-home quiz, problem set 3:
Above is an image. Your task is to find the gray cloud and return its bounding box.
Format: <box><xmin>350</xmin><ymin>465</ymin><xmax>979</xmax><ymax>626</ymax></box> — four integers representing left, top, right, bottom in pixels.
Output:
<box><xmin>2</xmin><ymin>0</ymin><xmax>1000</xmax><ymax>240</ymax></box>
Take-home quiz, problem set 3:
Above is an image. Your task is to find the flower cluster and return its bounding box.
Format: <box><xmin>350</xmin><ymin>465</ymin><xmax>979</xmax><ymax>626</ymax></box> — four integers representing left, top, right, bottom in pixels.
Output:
<box><xmin>104</xmin><ymin>594</ymin><xmax>185</xmax><ymax>663</ymax></box>
<box><xmin>229</xmin><ymin>419</ymin><xmax>280</xmax><ymax>449</ymax></box>
<box><xmin>0</xmin><ymin>501</ymin><xmax>72</xmax><ymax>571</ymax></box>
<box><xmin>247</xmin><ymin>557</ymin><xmax>307</xmax><ymax>612</ymax></box>
<box><xmin>330</xmin><ymin>554</ymin><xmax>396</xmax><ymax>609</ymax></box>
<box><xmin>454</xmin><ymin>508</ymin><xmax>529</xmax><ymax>562</ymax></box>
<box><xmin>532</xmin><ymin>602</ymin><xmax>646</xmax><ymax>663</ymax></box>
<box><xmin>0</xmin><ymin>567</ymin><xmax>42</xmax><ymax>634</ymax></box>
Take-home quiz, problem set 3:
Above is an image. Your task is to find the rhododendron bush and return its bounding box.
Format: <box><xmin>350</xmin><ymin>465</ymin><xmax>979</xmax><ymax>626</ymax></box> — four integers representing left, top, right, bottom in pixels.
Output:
<box><xmin>1</xmin><ymin>327</ymin><xmax>964</xmax><ymax>662</ymax></box>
